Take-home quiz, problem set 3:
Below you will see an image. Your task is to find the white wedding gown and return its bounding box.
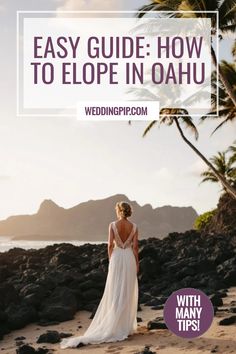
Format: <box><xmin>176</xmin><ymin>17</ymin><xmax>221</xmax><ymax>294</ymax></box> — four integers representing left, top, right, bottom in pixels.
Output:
<box><xmin>60</xmin><ymin>221</ymin><xmax>139</xmax><ymax>349</ymax></box>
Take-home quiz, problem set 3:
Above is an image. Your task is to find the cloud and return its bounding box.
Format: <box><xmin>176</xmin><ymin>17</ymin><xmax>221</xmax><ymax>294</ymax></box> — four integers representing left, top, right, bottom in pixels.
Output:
<box><xmin>56</xmin><ymin>0</ymin><xmax>121</xmax><ymax>12</ymax></box>
<box><xmin>154</xmin><ymin>167</ymin><xmax>174</xmax><ymax>182</ymax></box>
<box><xmin>186</xmin><ymin>160</ymin><xmax>206</xmax><ymax>177</ymax></box>
<box><xmin>0</xmin><ymin>175</ymin><xmax>11</xmax><ymax>181</ymax></box>
<box><xmin>0</xmin><ymin>0</ymin><xmax>5</xmax><ymax>12</ymax></box>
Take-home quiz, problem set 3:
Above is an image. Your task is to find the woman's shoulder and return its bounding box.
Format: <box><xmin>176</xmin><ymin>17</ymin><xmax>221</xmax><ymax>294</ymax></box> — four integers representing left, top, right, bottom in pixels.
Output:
<box><xmin>109</xmin><ymin>221</ymin><xmax>117</xmax><ymax>230</ymax></box>
<box><xmin>110</xmin><ymin>219</ymin><xmax>137</xmax><ymax>228</ymax></box>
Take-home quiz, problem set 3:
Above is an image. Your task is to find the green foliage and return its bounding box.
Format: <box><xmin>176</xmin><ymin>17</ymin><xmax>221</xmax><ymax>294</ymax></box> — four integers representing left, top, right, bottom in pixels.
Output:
<box><xmin>228</xmin><ymin>141</ymin><xmax>236</xmax><ymax>165</ymax></box>
<box><xmin>138</xmin><ymin>1</ymin><xmax>236</xmax><ymax>133</ymax></box>
<box><xmin>138</xmin><ymin>1</ymin><xmax>236</xmax><ymax>34</ymax></box>
<box><xmin>201</xmin><ymin>61</ymin><xmax>236</xmax><ymax>134</ymax></box>
<box><xmin>232</xmin><ymin>40</ymin><xmax>236</xmax><ymax>59</ymax></box>
<box><xmin>200</xmin><ymin>151</ymin><xmax>236</xmax><ymax>188</ymax></box>
<box><xmin>194</xmin><ymin>210</ymin><xmax>216</xmax><ymax>231</ymax></box>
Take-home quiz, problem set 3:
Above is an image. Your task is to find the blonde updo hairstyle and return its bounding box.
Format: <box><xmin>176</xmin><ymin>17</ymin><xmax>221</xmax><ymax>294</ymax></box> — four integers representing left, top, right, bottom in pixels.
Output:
<box><xmin>115</xmin><ymin>201</ymin><xmax>132</xmax><ymax>218</ymax></box>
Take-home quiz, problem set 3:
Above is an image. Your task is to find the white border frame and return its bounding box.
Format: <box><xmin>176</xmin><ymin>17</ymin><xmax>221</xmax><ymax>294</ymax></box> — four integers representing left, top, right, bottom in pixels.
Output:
<box><xmin>16</xmin><ymin>10</ymin><xmax>219</xmax><ymax>118</ymax></box>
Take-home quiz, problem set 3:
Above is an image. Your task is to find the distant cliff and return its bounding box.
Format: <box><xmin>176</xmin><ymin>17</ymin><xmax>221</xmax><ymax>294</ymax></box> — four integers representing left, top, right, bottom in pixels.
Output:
<box><xmin>0</xmin><ymin>194</ymin><xmax>198</xmax><ymax>240</ymax></box>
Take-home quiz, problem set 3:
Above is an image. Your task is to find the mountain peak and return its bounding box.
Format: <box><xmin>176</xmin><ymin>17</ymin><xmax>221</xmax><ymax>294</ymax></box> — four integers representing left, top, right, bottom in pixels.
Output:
<box><xmin>0</xmin><ymin>195</ymin><xmax>198</xmax><ymax>240</ymax></box>
<box><xmin>38</xmin><ymin>199</ymin><xmax>61</xmax><ymax>214</ymax></box>
<box><xmin>107</xmin><ymin>194</ymin><xmax>129</xmax><ymax>201</ymax></box>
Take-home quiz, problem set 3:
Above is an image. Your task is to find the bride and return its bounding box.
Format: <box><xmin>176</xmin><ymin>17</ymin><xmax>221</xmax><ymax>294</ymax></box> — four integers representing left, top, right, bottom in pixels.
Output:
<box><xmin>60</xmin><ymin>201</ymin><xmax>139</xmax><ymax>348</ymax></box>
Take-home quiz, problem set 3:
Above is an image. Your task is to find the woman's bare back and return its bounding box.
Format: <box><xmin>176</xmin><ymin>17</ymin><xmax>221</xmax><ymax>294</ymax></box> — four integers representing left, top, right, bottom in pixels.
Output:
<box><xmin>115</xmin><ymin>219</ymin><xmax>134</xmax><ymax>243</ymax></box>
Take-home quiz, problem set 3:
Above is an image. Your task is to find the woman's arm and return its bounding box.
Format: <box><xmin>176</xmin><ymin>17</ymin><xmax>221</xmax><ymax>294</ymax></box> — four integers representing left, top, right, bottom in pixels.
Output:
<box><xmin>108</xmin><ymin>223</ymin><xmax>114</xmax><ymax>260</ymax></box>
<box><xmin>132</xmin><ymin>227</ymin><xmax>139</xmax><ymax>274</ymax></box>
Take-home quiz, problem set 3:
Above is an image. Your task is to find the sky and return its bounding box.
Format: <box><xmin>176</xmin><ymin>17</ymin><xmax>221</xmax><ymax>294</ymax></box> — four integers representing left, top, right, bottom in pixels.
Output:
<box><xmin>0</xmin><ymin>0</ymin><xmax>235</xmax><ymax>220</ymax></box>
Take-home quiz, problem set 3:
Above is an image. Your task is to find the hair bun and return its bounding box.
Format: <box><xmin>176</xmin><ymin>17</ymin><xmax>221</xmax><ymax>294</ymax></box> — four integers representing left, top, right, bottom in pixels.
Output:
<box><xmin>115</xmin><ymin>201</ymin><xmax>132</xmax><ymax>218</ymax></box>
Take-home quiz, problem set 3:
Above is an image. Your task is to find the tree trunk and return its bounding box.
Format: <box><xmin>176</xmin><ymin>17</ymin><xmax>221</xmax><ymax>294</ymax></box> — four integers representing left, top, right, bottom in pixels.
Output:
<box><xmin>174</xmin><ymin>117</ymin><xmax>236</xmax><ymax>199</ymax></box>
<box><xmin>211</xmin><ymin>46</ymin><xmax>236</xmax><ymax>107</ymax></box>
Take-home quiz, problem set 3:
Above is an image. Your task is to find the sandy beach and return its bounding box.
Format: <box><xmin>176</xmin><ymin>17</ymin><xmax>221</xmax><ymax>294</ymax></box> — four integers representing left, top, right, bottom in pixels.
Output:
<box><xmin>1</xmin><ymin>288</ymin><xmax>236</xmax><ymax>354</ymax></box>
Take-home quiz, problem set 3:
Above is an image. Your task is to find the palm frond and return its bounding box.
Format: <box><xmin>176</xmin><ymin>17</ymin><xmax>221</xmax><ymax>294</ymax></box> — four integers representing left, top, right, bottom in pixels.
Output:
<box><xmin>200</xmin><ymin>176</ymin><xmax>218</xmax><ymax>184</ymax></box>
<box><xmin>200</xmin><ymin>149</ymin><xmax>236</xmax><ymax>187</ymax></box>
<box><xmin>127</xmin><ymin>87</ymin><xmax>159</xmax><ymax>101</ymax></box>
<box><xmin>143</xmin><ymin>120</ymin><xmax>158</xmax><ymax>137</ymax></box>
<box><xmin>179</xmin><ymin>116</ymin><xmax>199</xmax><ymax>140</ymax></box>
<box><xmin>137</xmin><ymin>3</ymin><xmax>157</xmax><ymax>18</ymax></box>
<box><xmin>220</xmin><ymin>23</ymin><xmax>236</xmax><ymax>32</ymax></box>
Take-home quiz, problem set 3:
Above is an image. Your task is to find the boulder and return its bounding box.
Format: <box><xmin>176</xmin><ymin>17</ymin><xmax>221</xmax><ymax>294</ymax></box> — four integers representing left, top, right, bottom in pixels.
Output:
<box><xmin>136</xmin><ymin>346</ymin><xmax>156</xmax><ymax>354</ymax></box>
<box><xmin>209</xmin><ymin>294</ymin><xmax>223</xmax><ymax>307</ymax></box>
<box><xmin>229</xmin><ymin>307</ymin><xmax>236</xmax><ymax>313</ymax></box>
<box><xmin>39</xmin><ymin>305</ymin><xmax>75</xmax><ymax>323</ymax></box>
<box><xmin>37</xmin><ymin>330</ymin><xmax>72</xmax><ymax>344</ymax></box>
<box><xmin>147</xmin><ymin>317</ymin><xmax>167</xmax><ymax>330</ymax></box>
<box><xmin>0</xmin><ymin>283</ymin><xmax>19</xmax><ymax>309</ymax></box>
<box><xmin>6</xmin><ymin>303</ymin><xmax>37</xmax><ymax>330</ymax></box>
<box><xmin>218</xmin><ymin>316</ymin><xmax>236</xmax><ymax>326</ymax></box>
<box><xmin>16</xmin><ymin>345</ymin><xmax>49</xmax><ymax>354</ymax></box>
<box><xmin>16</xmin><ymin>345</ymin><xmax>36</xmax><ymax>354</ymax></box>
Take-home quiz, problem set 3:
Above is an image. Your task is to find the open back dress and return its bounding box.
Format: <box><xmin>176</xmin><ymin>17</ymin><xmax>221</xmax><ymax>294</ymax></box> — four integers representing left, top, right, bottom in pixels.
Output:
<box><xmin>60</xmin><ymin>221</ymin><xmax>138</xmax><ymax>348</ymax></box>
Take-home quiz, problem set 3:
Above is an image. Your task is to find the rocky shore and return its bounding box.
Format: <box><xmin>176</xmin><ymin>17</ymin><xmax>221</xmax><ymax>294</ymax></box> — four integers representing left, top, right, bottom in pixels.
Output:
<box><xmin>1</xmin><ymin>229</ymin><xmax>236</xmax><ymax>342</ymax></box>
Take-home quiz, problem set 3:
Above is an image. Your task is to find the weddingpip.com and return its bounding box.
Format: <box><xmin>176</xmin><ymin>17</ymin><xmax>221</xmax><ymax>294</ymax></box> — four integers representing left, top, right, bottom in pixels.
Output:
<box><xmin>85</xmin><ymin>105</ymin><xmax>147</xmax><ymax>116</ymax></box>
<box><xmin>76</xmin><ymin>101</ymin><xmax>159</xmax><ymax>121</ymax></box>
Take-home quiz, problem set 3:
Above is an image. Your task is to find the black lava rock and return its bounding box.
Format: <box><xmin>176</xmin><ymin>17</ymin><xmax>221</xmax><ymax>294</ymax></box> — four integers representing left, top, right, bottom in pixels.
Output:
<box><xmin>136</xmin><ymin>345</ymin><xmax>156</xmax><ymax>354</ymax></box>
<box><xmin>0</xmin><ymin>229</ymin><xmax>235</xmax><ymax>340</ymax></box>
<box><xmin>209</xmin><ymin>294</ymin><xmax>223</xmax><ymax>307</ymax></box>
<box><xmin>37</xmin><ymin>330</ymin><xmax>61</xmax><ymax>344</ymax></box>
<box><xmin>39</xmin><ymin>287</ymin><xmax>77</xmax><ymax>323</ymax></box>
<box><xmin>36</xmin><ymin>349</ymin><xmax>50</xmax><ymax>354</ymax></box>
<box><xmin>16</xmin><ymin>345</ymin><xmax>35</xmax><ymax>354</ymax></box>
<box><xmin>229</xmin><ymin>307</ymin><xmax>236</xmax><ymax>313</ymax></box>
<box><xmin>6</xmin><ymin>303</ymin><xmax>37</xmax><ymax>330</ymax></box>
<box><xmin>147</xmin><ymin>317</ymin><xmax>167</xmax><ymax>330</ymax></box>
<box><xmin>37</xmin><ymin>330</ymin><xmax>72</xmax><ymax>343</ymax></box>
<box><xmin>218</xmin><ymin>316</ymin><xmax>236</xmax><ymax>326</ymax></box>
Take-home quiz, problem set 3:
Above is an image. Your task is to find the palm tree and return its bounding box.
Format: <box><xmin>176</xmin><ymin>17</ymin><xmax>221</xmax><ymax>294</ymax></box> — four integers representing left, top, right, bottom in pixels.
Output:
<box><xmin>143</xmin><ymin>109</ymin><xmax>236</xmax><ymax>198</ymax></box>
<box><xmin>232</xmin><ymin>40</ymin><xmax>236</xmax><ymax>59</ymax></box>
<box><xmin>135</xmin><ymin>0</ymin><xmax>236</xmax><ymax>198</ymax></box>
<box><xmin>138</xmin><ymin>0</ymin><xmax>236</xmax><ymax>107</ymax></box>
<box><xmin>228</xmin><ymin>140</ymin><xmax>236</xmax><ymax>164</ymax></box>
<box><xmin>200</xmin><ymin>151</ymin><xmax>236</xmax><ymax>189</ymax></box>
<box><xmin>128</xmin><ymin>71</ymin><xmax>236</xmax><ymax>198</ymax></box>
<box><xmin>201</xmin><ymin>61</ymin><xmax>236</xmax><ymax>134</ymax></box>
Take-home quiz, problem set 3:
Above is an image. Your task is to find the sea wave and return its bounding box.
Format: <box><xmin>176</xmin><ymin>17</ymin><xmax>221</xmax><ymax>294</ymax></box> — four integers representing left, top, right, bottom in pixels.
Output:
<box><xmin>0</xmin><ymin>238</ymin><xmax>105</xmax><ymax>253</ymax></box>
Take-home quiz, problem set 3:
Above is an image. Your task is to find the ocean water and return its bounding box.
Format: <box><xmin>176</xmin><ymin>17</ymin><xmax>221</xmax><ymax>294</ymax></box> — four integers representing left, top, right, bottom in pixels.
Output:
<box><xmin>0</xmin><ymin>237</ymin><xmax>105</xmax><ymax>253</ymax></box>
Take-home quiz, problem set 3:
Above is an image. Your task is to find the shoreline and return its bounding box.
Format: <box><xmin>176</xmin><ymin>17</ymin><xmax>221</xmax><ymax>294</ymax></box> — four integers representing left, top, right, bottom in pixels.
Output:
<box><xmin>1</xmin><ymin>288</ymin><xmax>236</xmax><ymax>354</ymax></box>
<box><xmin>1</xmin><ymin>231</ymin><xmax>236</xmax><ymax>352</ymax></box>
<box><xmin>0</xmin><ymin>239</ymin><xmax>106</xmax><ymax>253</ymax></box>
